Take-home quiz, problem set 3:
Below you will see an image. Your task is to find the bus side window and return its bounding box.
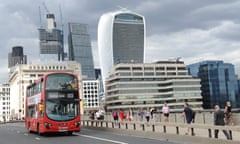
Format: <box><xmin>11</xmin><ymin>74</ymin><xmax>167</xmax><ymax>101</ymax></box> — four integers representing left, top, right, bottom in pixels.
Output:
<box><xmin>30</xmin><ymin>110</ymin><xmax>34</xmax><ymax>117</ymax></box>
<box><xmin>28</xmin><ymin>106</ymin><xmax>35</xmax><ymax>118</ymax></box>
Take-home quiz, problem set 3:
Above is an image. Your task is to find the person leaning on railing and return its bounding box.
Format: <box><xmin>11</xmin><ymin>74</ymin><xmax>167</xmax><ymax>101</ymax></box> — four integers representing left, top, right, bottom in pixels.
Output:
<box><xmin>224</xmin><ymin>101</ymin><xmax>234</xmax><ymax>125</ymax></box>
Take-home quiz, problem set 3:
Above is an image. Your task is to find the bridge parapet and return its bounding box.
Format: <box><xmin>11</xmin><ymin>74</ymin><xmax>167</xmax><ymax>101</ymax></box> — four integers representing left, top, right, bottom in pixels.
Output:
<box><xmin>81</xmin><ymin>119</ymin><xmax>240</xmax><ymax>142</ymax></box>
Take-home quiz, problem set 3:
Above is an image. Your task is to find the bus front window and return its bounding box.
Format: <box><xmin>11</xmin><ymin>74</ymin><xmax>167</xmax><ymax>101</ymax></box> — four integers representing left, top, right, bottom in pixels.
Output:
<box><xmin>45</xmin><ymin>73</ymin><xmax>79</xmax><ymax>121</ymax></box>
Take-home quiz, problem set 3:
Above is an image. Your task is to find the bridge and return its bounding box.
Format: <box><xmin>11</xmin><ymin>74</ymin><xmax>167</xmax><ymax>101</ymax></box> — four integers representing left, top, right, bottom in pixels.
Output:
<box><xmin>81</xmin><ymin>111</ymin><xmax>240</xmax><ymax>144</ymax></box>
<box><xmin>0</xmin><ymin>111</ymin><xmax>240</xmax><ymax>144</ymax></box>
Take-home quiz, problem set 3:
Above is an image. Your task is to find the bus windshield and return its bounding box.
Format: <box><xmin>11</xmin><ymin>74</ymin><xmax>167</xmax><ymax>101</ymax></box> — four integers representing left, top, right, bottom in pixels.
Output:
<box><xmin>45</xmin><ymin>73</ymin><xmax>79</xmax><ymax>121</ymax></box>
<box><xmin>46</xmin><ymin>73</ymin><xmax>77</xmax><ymax>90</ymax></box>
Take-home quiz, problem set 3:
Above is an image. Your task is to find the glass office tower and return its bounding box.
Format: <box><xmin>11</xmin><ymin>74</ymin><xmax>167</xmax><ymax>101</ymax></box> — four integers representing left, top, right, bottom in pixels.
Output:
<box><xmin>98</xmin><ymin>10</ymin><xmax>145</xmax><ymax>84</ymax></box>
<box><xmin>188</xmin><ymin>60</ymin><xmax>239</xmax><ymax>108</ymax></box>
<box><xmin>68</xmin><ymin>23</ymin><xmax>95</xmax><ymax>79</ymax></box>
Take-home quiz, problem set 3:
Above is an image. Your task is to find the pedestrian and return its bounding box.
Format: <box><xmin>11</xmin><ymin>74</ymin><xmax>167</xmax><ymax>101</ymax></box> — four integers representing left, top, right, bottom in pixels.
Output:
<box><xmin>89</xmin><ymin>110</ymin><xmax>95</xmax><ymax>120</ymax></box>
<box><xmin>224</xmin><ymin>101</ymin><xmax>233</xmax><ymax>125</ymax></box>
<box><xmin>182</xmin><ymin>102</ymin><xmax>194</xmax><ymax>135</ymax></box>
<box><xmin>138</xmin><ymin>107</ymin><xmax>145</xmax><ymax>126</ymax></box>
<box><xmin>95</xmin><ymin>110</ymin><xmax>101</xmax><ymax>120</ymax></box>
<box><xmin>162</xmin><ymin>103</ymin><xmax>170</xmax><ymax>122</ymax></box>
<box><xmin>150</xmin><ymin>107</ymin><xmax>157</xmax><ymax>123</ymax></box>
<box><xmin>214</xmin><ymin>104</ymin><xmax>230</xmax><ymax>140</ymax></box>
<box><xmin>145</xmin><ymin>108</ymin><xmax>151</xmax><ymax>126</ymax></box>
<box><xmin>119</xmin><ymin>108</ymin><xmax>125</xmax><ymax>125</ymax></box>
<box><xmin>99</xmin><ymin>109</ymin><xmax>105</xmax><ymax>120</ymax></box>
<box><xmin>127</xmin><ymin>108</ymin><xmax>134</xmax><ymax>121</ymax></box>
<box><xmin>112</xmin><ymin>110</ymin><xmax>119</xmax><ymax>125</ymax></box>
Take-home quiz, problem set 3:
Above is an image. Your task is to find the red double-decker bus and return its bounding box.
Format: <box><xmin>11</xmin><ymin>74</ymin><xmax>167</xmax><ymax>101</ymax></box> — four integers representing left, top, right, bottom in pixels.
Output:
<box><xmin>25</xmin><ymin>72</ymin><xmax>81</xmax><ymax>135</ymax></box>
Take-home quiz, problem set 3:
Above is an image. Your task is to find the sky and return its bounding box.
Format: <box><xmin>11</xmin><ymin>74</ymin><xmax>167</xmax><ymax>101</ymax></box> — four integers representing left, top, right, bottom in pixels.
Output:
<box><xmin>1</xmin><ymin>0</ymin><xmax>240</xmax><ymax>83</ymax></box>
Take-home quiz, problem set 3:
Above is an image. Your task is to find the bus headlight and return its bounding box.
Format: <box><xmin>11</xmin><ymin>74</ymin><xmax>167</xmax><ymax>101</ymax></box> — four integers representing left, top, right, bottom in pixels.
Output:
<box><xmin>44</xmin><ymin>122</ymin><xmax>52</xmax><ymax>129</ymax></box>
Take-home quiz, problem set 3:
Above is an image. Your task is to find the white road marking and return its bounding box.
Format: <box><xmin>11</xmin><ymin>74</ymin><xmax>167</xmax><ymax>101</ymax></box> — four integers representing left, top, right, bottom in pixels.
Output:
<box><xmin>35</xmin><ymin>137</ymin><xmax>40</xmax><ymax>140</ymax></box>
<box><xmin>75</xmin><ymin>133</ymin><xmax>128</xmax><ymax>144</ymax></box>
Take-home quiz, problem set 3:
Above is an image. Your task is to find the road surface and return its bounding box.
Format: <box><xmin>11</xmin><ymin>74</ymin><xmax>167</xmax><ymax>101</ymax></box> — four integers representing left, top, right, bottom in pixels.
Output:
<box><xmin>0</xmin><ymin>123</ymin><xmax>177</xmax><ymax>144</ymax></box>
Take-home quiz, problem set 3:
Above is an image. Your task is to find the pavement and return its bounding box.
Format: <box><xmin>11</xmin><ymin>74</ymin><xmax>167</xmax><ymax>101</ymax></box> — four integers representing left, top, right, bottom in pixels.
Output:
<box><xmin>83</xmin><ymin>126</ymin><xmax>240</xmax><ymax>144</ymax></box>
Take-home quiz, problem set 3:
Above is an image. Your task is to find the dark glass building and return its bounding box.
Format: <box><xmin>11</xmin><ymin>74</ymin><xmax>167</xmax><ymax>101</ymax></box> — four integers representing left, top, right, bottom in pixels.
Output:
<box><xmin>188</xmin><ymin>60</ymin><xmax>239</xmax><ymax>108</ymax></box>
<box><xmin>8</xmin><ymin>46</ymin><xmax>27</xmax><ymax>68</ymax></box>
<box><xmin>68</xmin><ymin>23</ymin><xmax>95</xmax><ymax>79</ymax></box>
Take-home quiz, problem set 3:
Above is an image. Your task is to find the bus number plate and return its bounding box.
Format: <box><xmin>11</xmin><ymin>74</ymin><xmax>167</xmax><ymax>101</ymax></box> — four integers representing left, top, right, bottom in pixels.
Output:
<box><xmin>58</xmin><ymin>127</ymin><xmax>68</xmax><ymax>132</ymax></box>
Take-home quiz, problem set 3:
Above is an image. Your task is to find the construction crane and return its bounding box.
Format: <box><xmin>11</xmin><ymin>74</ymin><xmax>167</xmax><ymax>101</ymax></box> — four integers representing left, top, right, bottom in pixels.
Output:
<box><xmin>38</xmin><ymin>6</ymin><xmax>42</xmax><ymax>27</ymax></box>
<box><xmin>42</xmin><ymin>1</ymin><xmax>50</xmax><ymax>13</ymax></box>
<box><xmin>59</xmin><ymin>5</ymin><xmax>64</xmax><ymax>31</ymax></box>
<box><xmin>38</xmin><ymin>1</ymin><xmax>50</xmax><ymax>28</ymax></box>
<box><xmin>59</xmin><ymin>4</ymin><xmax>64</xmax><ymax>61</ymax></box>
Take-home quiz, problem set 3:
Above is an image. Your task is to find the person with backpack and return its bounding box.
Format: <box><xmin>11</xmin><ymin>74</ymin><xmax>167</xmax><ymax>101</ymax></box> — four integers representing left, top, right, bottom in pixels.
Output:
<box><xmin>182</xmin><ymin>102</ymin><xmax>195</xmax><ymax>135</ymax></box>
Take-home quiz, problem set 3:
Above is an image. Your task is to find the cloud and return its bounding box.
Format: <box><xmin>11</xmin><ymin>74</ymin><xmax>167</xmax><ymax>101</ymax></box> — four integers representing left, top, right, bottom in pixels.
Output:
<box><xmin>210</xmin><ymin>21</ymin><xmax>240</xmax><ymax>41</ymax></box>
<box><xmin>1</xmin><ymin>0</ymin><xmax>240</xmax><ymax>83</ymax></box>
<box><xmin>145</xmin><ymin>23</ymin><xmax>240</xmax><ymax>71</ymax></box>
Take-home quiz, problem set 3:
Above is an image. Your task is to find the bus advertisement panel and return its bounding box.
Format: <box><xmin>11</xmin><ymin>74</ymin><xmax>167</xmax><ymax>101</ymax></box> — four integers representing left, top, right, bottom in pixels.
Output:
<box><xmin>25</xmin><ymin>72</ymin><xmax>81</xmax><ymax>135</ymax></box>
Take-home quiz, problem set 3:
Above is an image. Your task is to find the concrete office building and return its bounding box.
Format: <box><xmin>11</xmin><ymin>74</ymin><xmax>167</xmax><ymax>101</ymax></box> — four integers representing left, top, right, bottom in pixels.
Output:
<box><xmin>39</xmin><ymin>14</ymin><xmax>64</xmax><ymax>61</ymax></box>
<box><xmin>8</xmin><ymin>46</ymin><xmax>27</xmax><ymax>68</ymax></box>
<box><xmin>105</xmin><ymin>61</ymin><xmax>203</xmax><ymax>112</ymax></box>
<box><xmin>68</xmin><ymin>23</ymin><xmax>95</xmax><ymax>79</ymax></box>
<box><xmin>8</xmin><ymin>61</ymin><xmax>82</xmax><ymax>120</ymax></box>
<box><xmin>0</xmin><ymin>84</ymin><xmax>10</xmax><ymax>122</ymax></box>
<box><xmin>98</xmin><ymin>9</ymin><xmax>145</xmax><ymax>85</ymax></box>
<box><xmin>82</xmin><ymin>80</ymin><xmax>100</xmax><ymax>111</ymax></box>
<box><xmin>188</xmin><ymin>60</ymin><xmax>239</xmax><ymax>109</ymax></box>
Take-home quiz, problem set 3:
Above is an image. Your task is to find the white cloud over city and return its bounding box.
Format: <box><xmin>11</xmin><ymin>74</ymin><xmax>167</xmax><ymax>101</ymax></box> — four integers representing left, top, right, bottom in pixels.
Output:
<box><xmin>1</xmin><ymin>0</ymin><xmax>240</xmax><ymax>83</ymax></box>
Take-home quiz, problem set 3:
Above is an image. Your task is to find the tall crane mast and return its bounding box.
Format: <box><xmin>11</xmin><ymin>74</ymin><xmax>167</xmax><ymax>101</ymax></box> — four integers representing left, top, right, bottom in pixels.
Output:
<box><xmin>38</xmin><ymin>6</ymin><xmax>42</xmax><ymax>28</ymax></box>
<box><xmin>42</xmin><ymin>2</ymin><xmax>50</xmax><ymax>13</ymax></box>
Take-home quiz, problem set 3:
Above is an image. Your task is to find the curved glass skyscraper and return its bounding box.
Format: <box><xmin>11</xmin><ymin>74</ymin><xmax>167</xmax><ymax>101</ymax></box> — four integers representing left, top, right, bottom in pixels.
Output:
<box><xmin>98</xmin><ymin>10</ymin><xmax>146</xmax><ymax>84</ymax></box>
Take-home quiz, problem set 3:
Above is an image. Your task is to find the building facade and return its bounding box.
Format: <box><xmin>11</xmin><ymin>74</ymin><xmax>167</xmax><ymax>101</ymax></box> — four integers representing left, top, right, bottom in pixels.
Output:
<box><xmin>68</xmin><ymin>23</ymin><xmax>95</xmax><ymax>79</ymax></box>
<box><xmin>8</xmin><ymin>61</ymin><xmax>82</xmax><ymax>120</ymax></box>
<box><xmin>0</xmin><ymin>84</ymin><xmax>10</xmax><ymax>122</ymax></box>
<box><xmin>188</xmin><ymin>60</ymin><xmax>239</xmax><ymax>109</ymax></box>
<box><xmin>98</xmin><ymin>9</ymin><xmax>146</xmax><ymax>85</ymax></box>
<box><xmin>8</xmin><ymin>46</ymin><xmax>27</xmax><ymax>68</ymax></box>
<box><xmin>39</xmin><ymin>14</ymin><xmax>64</xmax><ymax>61</ymax></box>
<box><xmin>82</xmin><ymin>80</ymin><xmax>100</xmax><ymax>111</ymax></box>
<box><xmin>105</xmin><ymin>61</ymin><xmax>203</xmax><ymax>112</ymax></box>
